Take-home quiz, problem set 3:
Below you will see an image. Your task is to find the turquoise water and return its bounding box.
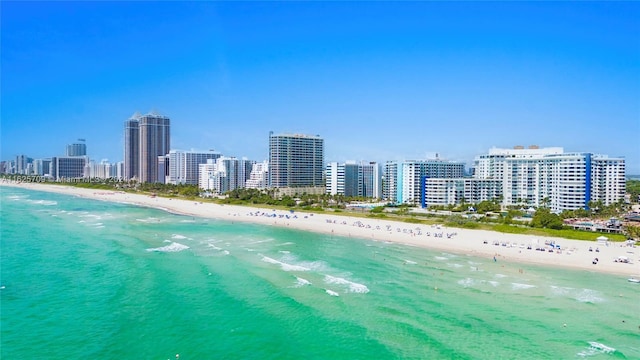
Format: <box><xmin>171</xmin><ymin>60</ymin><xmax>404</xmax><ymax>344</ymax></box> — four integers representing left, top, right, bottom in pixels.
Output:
<box><xmin>1</xmin><ymin>187</ymin><xmax>638</xmax><ymax>359</ymax></box>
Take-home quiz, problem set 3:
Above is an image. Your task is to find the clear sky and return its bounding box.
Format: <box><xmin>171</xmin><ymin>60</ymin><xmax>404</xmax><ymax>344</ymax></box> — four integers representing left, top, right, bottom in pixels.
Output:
<box><xmin>2</xmin><ymin>1</ymin><xmax>639</xmax><ymax>173</ymax></box>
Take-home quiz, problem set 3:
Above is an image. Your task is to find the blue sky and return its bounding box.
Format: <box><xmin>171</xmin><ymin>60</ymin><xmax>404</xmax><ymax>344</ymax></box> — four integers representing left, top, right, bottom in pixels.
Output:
<box><xmin>2</xmin><ymin>1</ymin><xmax>639</xmax><ymax>173</ymax></box>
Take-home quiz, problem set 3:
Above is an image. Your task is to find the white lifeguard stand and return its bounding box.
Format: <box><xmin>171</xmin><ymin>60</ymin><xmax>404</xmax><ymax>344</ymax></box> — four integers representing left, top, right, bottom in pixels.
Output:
<box><xmin>596</xmin><ymin>235</ymin><xmax>609</xmax><ymax>246</ymax></box>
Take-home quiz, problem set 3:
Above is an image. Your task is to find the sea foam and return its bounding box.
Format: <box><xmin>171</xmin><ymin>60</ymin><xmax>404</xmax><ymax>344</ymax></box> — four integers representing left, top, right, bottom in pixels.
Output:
<box><xmin>324</xmin><ymin>275</ymin><xmax>369</xmax><ymax>293</ymax></box>
<box><xmin>325</xmin><ymin>289</ymin><xmax>340</xmax><ymax>297</ymax></box>
<box><xmin>146</xmin><ymin>242</ymin><xmax>190</xmax><ymax>253</ymax></box>
<box><xmin>511</xmin><ymin>283</ymin><xmax>535</xmax><ymax>290</ymax></box>
<box><xmin>261</xmin><ymin>255</ymin><xmax>310</xmax><ymax>272</ymax></box>
<box><xmin>577</xmin><ymin>341</ymin><xmax>616</xmax><ymax>357</ymax></box>
<box><xmin>293</xmin><ymin>277</ymin><xmax>312</xmax><ymax>287</ymax></box>
<box><xmin>574</xmin><ymin>289</ymin><xmax>604</xmax><ymax>304</ymax></box>
<box><xmin>28</xmin><ymin>199</ymin><xmax>58</xmax><ymax>206</ymax></box>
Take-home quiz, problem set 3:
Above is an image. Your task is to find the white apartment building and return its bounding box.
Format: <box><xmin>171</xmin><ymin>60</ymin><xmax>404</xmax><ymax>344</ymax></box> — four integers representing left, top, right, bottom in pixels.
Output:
<box><xmin>87</xmin><ymin>160</ymin><xmax>116</xmax><ymax>179</ymax></box>
<box><xmin>245</xmin><ymin>161</ymin><xmax>269</xmax><ymax>189</ymax></box>
<box><xmin>473</xmin><ymin>146</ymin><xmax>625</xmax><ymax>212</ymax></box>
<box><xmin>325</xmin><ymin>162</ymin><xmax>345</xmax><ymax>196</ymax></box>
<box><xmin>326</xmin><ymin>161</ymin><xmax>382</xmax><ymax>198</ymax></box>
<box><xmin>424</xmin><ymin>178</ymin><xmax>502</xmax><ymax>206</ymax></box>
<box><xmin>384</xmin><ymin>160</ymin><xmax>465</xmax><ymax>205</ymax></box>
<box><xmin>199</xmin><ymin>157</ymin><xmax>255</xmax><ymax>194</ymax></box>
<box><xmin>167</xmin><ymin>150</ymin><xmax>221</xmax><ymax>185</ymax></box>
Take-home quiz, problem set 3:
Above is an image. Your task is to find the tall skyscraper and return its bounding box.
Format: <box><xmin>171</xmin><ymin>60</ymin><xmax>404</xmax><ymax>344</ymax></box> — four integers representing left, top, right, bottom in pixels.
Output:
<box><xmin>124</xmin><ymin>114</ymin><xmax>140</xmax><ymax>180</ymax></box>
<box><xmin>66</xmin><ymin>139</ymin><xmax>87</xmax><ymax>156</ymax></box>
<box><xmin>139</xmin><ymin>113</ymin><xmax>170</xmax><ymax>183</ymax></box>
<box><xmin>123</xmin><ymin>112</ymin><xmax>170</xmax><ymax>183</ymax></box>
<box><xmin>268</xmin><ymin>132</ymin><xmax>324</xmax><ymax>188</ymax></box>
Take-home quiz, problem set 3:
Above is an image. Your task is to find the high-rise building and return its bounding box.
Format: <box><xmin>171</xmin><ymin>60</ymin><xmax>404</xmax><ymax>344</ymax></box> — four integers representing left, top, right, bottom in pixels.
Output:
<box><xmin>66</xmin><ymin>139</ymin><xmax>87</xmax><ymax>157</ymax></box>
<box><xmin>326</xmin><ymin>161</ymin><xmax>382</xmax><ymax>198</ymax></box>
<box><xmin>199</xmin><ymin>157</ymin><xmax>255</xmax><ymax>194</ymax></box>
<box><xmin>33</xmin><ymin>159</ymin><xmax>52</xmax><ymax>176</ymax></box>
<box><xmin>50</xmin><ymin>156</ymin><xmax>88</xmax><ymax>180</ymax></box>
<box><xmin>421</xmin><ymin>146</ymin><xmax>626</xmax><ymax>211</ymax></box>
<box><xmin>384</xmin><ymin>159</ymin><xmax>466</xmax><ymax>204</ymax></box>
<box><xmin>123</xmin><ymin>112</ymin><xmax>170</xmax><ymax>183</ymax></box>
<box><xmin>245</xmin><ymin>161</ymin><xmax>269</xmax><ymax>189</ymax></box>
<box><xmin>472</xmin><ymin>146</ymin><xmax>626</xmax><ymax>212</ymax></box>
<box><xmin>87</xmin><ymin>159</ymin><xmax>116</xmax><ymax>179</ymax></box>
<box><xmin>167</xmin><ymin>150</ymin><xmax>221</xmax><ymax>185</ymax></box>
<box><xmin>139</xmin><ymin>113</ymin><xmax>170</xmax><ymax>183</ymax></box>
<box><xmin>359</xmin><ymin>161</ymin><xmax>382</xmax><ymax>199</ymax></box>
<box><xmin>124</xmin><ymin>114</ymin><xmax>140</xmax><ymax>180</ymax></box>
<box><xmin>15</xmin><ymin>155</ymin><xmax>32</xmax><ymax>175</ymax></box>
<box><xmin>268</xmin><ymin>132</ymin><xmax>324</xmax><ymax>188</ymax></box>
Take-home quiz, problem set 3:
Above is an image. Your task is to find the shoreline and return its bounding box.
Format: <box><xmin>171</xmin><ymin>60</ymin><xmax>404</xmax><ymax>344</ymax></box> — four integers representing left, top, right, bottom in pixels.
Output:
<box><xmin>2</xmin><ymin>181</ymin><xmax>639</xmax><ymax>277</ymax></box>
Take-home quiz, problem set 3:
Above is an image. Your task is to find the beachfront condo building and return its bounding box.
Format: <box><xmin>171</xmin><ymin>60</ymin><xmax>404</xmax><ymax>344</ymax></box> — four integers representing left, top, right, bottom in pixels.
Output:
<box><xmin>245</xmin><ymin>161</ymin><xmax>269</xmax><ymax>189</ymax></box>
<box><xmin>326</xmin><ymin>161</ymin><xmax>382</xmax><ymax>198</ymax></box>
<box><xmin>268</xmin><ymin>132</ymin><xmax>324</xmax><ymax>189</ymax></box>
<box><xmin>474</xmin><ymin>146</ymin><xmax>626</xmax><ymax>212</ymax></box>
<box><xmin>421</xmin><ymin>146</ymin><xmax>626</xmax><ymax>212</ymax></box>
<box><xmin>123</xmin><ymin>112</ymin><xmax>170</xmax><ymax>183</ymax></box>
<box><xmin>423</xmin><ymin>178</ymin><xmax>502</xmax><ymax>206</ymax></box>
<box><xmin>123</xmin><ymin>114</ymin><xmax>140</xmax><ymax>180</ymax></box>
<box><xmin>383</xmin><ymin>159</ymin><xmax>466</xmax><ymax>205</ymax></box>
<box><xmin>166</xmin><ymin>150</ymin><xmax>222</xmax><ymax>185</ymax></box>
<box><xmin>66</xmin><ymin>139</ymin><xmax>87</xmax><ymax>157</ymax></box>
<box><xmin>87</xmin><ymin>159</ymin><xmax>117</xmax><ymax>179</ymax></box>
<box><xmin>199</xmin><ymin>157</ymin><xmax>255</xmax><ymax>194</ymax></box>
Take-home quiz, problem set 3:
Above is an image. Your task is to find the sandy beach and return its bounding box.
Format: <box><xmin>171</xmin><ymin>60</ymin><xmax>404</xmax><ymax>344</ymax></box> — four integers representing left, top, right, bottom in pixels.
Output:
<box><xmin>2</xmin><ymin>181</ymin><xmax>639</xmax><ymax>277</ymax></box>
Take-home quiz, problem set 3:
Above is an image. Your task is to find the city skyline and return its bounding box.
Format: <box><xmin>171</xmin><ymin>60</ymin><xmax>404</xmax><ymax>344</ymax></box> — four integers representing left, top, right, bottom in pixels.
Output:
<box><xmin>2</xmin><ymin>2</ymin><xmax>639</xmax><ymax>173</ymax></box>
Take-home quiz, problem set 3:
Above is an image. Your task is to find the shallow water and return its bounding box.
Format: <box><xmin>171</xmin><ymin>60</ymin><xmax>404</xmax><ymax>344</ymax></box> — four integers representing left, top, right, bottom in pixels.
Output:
<box><xmin>1</xmin><ymin>187</ymin><xmax>638</xmax><ymax>359</ymax></box>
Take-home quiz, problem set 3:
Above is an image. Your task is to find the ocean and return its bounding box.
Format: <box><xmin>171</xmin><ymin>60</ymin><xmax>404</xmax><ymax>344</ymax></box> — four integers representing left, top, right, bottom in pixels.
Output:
<box><xmin>1</xmin><ymin>187</ymin><xmax>638</xmax><ymax>359</ymax></box>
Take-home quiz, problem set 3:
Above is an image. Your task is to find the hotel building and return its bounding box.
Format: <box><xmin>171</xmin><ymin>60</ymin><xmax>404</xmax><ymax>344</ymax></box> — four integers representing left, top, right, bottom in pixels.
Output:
<box><xmin>268</xmin><ymin>132</ymin><xmax>324</xmax><ymax>189</ymax></box>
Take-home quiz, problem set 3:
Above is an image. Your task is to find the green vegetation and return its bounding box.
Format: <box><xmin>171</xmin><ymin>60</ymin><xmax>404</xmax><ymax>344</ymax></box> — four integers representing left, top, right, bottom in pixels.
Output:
<box><xmin>4</xmin><ymin>174</ymin><xmax>637</xmax><ymax>242</ymax></box>
<box><xmin>627</xmin><ymin>180</ymin><xmax>640</xmax><ymax>203</ymax></box>
<box><xmin>530</xmin><ymin>207</ymin><xmax>563</xmax><ymax>230</ymax></box>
